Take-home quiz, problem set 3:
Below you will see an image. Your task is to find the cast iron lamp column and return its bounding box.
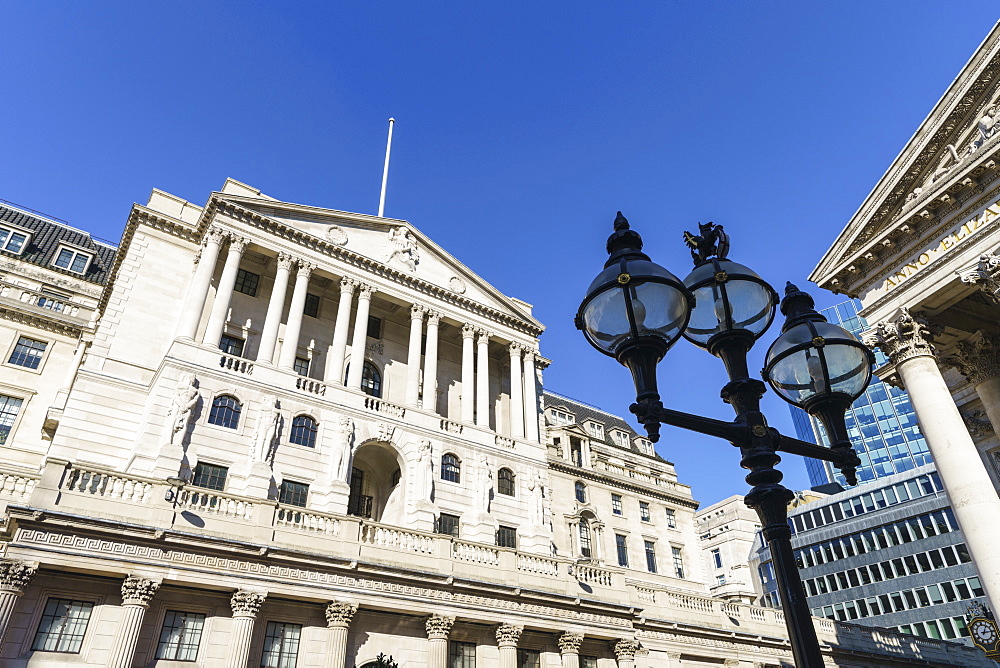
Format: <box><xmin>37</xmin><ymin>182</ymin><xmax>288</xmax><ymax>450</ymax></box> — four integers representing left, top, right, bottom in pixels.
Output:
<box><xmin>576</xmin><ymin>215</ymin><xmax>871</xmax><ymax>668</ymax></box>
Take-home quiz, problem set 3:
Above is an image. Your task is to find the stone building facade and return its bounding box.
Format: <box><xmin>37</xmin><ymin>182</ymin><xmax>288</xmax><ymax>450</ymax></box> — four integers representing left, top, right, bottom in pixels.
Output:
<box><xmin>0</xmin><ymin>182</ymin><xmax>986</xmax><ymax>667</ymax></box>
<box><xmin>693</xmin><ymin>497</ymin><xmax>760</xmax><ymax>604</ymax></box>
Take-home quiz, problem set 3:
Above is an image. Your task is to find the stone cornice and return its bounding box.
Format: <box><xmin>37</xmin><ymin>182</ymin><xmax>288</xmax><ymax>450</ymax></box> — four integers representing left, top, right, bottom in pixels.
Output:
<box><xmin>0</xmin><ymin>305</ymin><xmax>86</xmax><ymax>338</ymax></box>
<box><xmin>547</xmin><ymin>460</ymin><xmax>699</xmax><ymax>509</ymax></box>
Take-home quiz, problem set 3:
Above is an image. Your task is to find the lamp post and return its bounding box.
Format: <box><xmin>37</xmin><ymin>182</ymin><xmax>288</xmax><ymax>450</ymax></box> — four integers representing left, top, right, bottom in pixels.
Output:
<box><xmin>576</xmin><ymin>214</ymin><xmax>873</xmax><ymax>668</ymax></box>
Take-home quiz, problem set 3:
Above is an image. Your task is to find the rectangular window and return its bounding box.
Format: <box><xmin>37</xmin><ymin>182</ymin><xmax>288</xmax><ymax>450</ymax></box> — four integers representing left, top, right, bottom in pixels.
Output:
<box><xmin>234</xmin><ymin>269</ymin><xmax>259</xmax><ymax>297</ymax></box>
<box><xmin>0</xmin><ymin>394</ymin><xmax>24</xmax><ymax>445</ymax></box>
<box><xmin>671</xmin><ymin>546</ymin><xmax>684</xmax><ymax>578</ymax></box>
<box><xmin>367</xmin><ymin>315</ymin><xmax>382</xmax><ymax>339</ymax></box>
<box><xmin>645</xmin><ymin>541</ymin><xmax>658</xmax><ymax>574</ymax></box>
<box><xmin>261</xmin><ymin>621</ymin><xmax>301</xmax><ymax>668</ymax></box>
<box><xmin>580</xmin><ymin>658</ymin><xmax>598</xmax><ymax>668</ymax></box>
<box><xmin>192</xmin><ymin>462</ymin><xmax>228</xmax><ymax>491</ymax></box>
<box><xmin>53</xmin><ymin>247</ymin><xmax>91</xmax><ymax>274</ymax></box>
<box><xmin>8</xmin><ymin>336</ymin><xmax>46</xmax><ymax>369</ymax></box>
<box><xmin>517</xmin><ymin>649</ymin><xmax>540</xmax><ymax>668</ymax></box>
<box><xmin>449</xmin><ymin>640</ymin><xmax>476</xmax><ymax>668</ymax></box>
<box><xmin>0</xmin><ymin>226</ymin><xmax>29</xmax><ymax>254</ymax></box>
<box><xmin>303</xmin><ymin>293</ymin><xmax>320</xmax><ymax>318</ymax></box>
<box><xmin>665</xmin><ymin>508</ymin><xmax>676</xmax><ymax>528</ymax></box>
<box><xmin>616</xmin><ymin>534</ymin><xmax>629</xmax><ymax>567</ymax></box>
<box><xmin>611</xmin><ymin>494</ymin><xmax>623</xmax><ymax>515</ymax></box>
<box><xmin>497</xmin><ymin>525</ymin><xmax>517</xmax><ymax>549</ymax></box>
<box><xmin>437</xmin><ymin>513</ymin><xmax>460</xmax><ymax>537</ymax></box>
<box><xmin>219</xmin><ymin>335</ymin><xmax>245</xmax><ymax>357</ymax></box>
<box><xmin>570</xmin><ymin>439</ymin><xmax>583</xmax><ymax>467</ymax></box>
<box><xmin>712</xmin><ymin>548</ymin><xmax>722</xmax><ymax>569</ymax></box>
<box><xmin>156</xmin><ymin>610</ymin><xmax>206</xmax><ymax>661</ymax></box>
<box><xmin>293</xmin><ymin>356</ymin><xmax>310</xmax><ymax>377</ymax></box>
<box><xmin>278</xmin><ymin>480</ymin><xmax>309</xmax><ymax>507</ymax></box>
<box><xmin>639</xmin><ymin>501</ymin><xmax>651</xmax><ymax>522</ymax></box>
<box><xmin>717</xmin><ymin>575</ymin><xmax>726</xmax><ymax>586</ymax></box>
<box><xmin>31</xmin><ymin>598</ymin><xmax>94</xmax><ymax>653</ymax></box>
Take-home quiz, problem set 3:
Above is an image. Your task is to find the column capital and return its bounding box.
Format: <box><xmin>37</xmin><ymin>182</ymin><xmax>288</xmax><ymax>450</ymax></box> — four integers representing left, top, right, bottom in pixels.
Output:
<box><xmin>231</xmin><ymin>590</ymin><xmax>267</xmax><ymax>618</ymax></box>
<box><xmin>411</xmin><ymin>304</ymin><xmax>428</xmax><ymax>320</ymax></box>
<box><xmin>862</xmin><ymin>308</ymin><xmax>937</xmax><ymax>365</ymax></box>
<box><xmin>205</xmin><ymin>226</ymin><xmax>226</xmax><ymax>245</ymax></box>
<box><xmin>612</xmin><ymin>639</ymin><xmax>640</xmax><ymax>660</ymax></box>
<box><xmin>425</xmin><ymin>614</ymin><xmax>455</xmax><ymax>640</ymax></box>
<box><xmin>945</xmin><ymin>331</ymin><xmax>1000</xmax><ymax>385</ymax></box>
<box><xmin>356</xmin><ymin>282</ymin><xmax>375</xmax><ymax>299</ymax></box>
<box><xmin>495</xmin><ymin>622</ymin><xmax>523</xmax><ymax>648</ymax></box>
<box><xmin>339</xmin><ymin>276</ymin><xmax>357</xmax><ymax>294</ymax></box>
<box><xmin>324</xmin><ymin>601</ymin><xmax>358</xmax><ymax>628</ymax></box>
<box><xmin>426</xmin><ymin>310</ymin><xmax>441</xmax><ymax>326</ymax></box>
<box><xmin>960</xmin><ymin>252</ymin><xmax>1000</xmax><ymax>303</ymax></box>
<box><xmin>226</xmin><ymin>234</ymin><xmax>249</xmax><ymax>254</ymax></box>
<box><xmin>0</xmin><ymin>560</ymin><xmax>35</xmax><ymax>593</ymax></box>
<box><xmin>295</xmin><ymin>260</ymin><xmax>317</xmax><ymax>279</ymax></box>
<box><xmin>558</xmin><ymin>631</ymin><xmax>584</xmax><ymax>654</ymax></box>
<box><xmin>522</xmin><ymin>348</ymin><xmax>537</xmax><ymax>362</ymax></box>
<box><xmin>477</xmin><ymin>329</ymin><xmax>492</xmax><ymax>343</ymax></box>
<box><xmin>508</xmin><ymin>342</ymin><xmax>524</xmax><ymax>357</ymax></box>
<box><xmin>276</xmin><ymin>253</ymin><xmax>295</xmax><ymax>270</ymax></box>
<box><xmin>121</xmin><ymin>575</ymin><xmax>160</xmax><ymax>606</ymax></box>
<box><xmin>462</xmin><ymin>324</ymin><xmax>477</xmax><ymax>340</ymax></box>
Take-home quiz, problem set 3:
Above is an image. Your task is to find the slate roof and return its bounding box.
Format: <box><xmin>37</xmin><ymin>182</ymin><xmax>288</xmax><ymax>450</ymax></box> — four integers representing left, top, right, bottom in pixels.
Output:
<box><xmin>0</xmin><ymin>202</ymin><xmax>118</xmax><ymax>285</ymax></box>
<box><xmin>543</xmin><ymin>389</ymin><xmax>667</xmax><ymax>462</ymax></box>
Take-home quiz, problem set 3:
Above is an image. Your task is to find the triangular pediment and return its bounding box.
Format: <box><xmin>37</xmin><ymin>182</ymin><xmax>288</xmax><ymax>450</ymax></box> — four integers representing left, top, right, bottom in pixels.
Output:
<box><xmin>209</xmin><ymin>182</ymin><xmax>542</xmax><ymax>333</ymax></box>
<box><xmin>811</xmin><ymin>22</ymin><xmax>1000</xmax><ymax>293</ymax></box>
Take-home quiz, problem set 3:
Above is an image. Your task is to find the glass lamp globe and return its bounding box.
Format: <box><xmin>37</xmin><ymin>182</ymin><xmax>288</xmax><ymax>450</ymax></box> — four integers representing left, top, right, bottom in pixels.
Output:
<box><xmin>682</xmin><ymin>257</ymin><xmax>778</xmax><ymax>349</ymax></box>
<box><xmin>763</xmin><ymin>283</ymin><xmax>874</xmax><ymax>411</ymax></box>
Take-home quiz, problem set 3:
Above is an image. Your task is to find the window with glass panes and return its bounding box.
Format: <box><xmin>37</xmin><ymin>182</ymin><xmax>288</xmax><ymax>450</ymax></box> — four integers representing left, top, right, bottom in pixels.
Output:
<box><xmin>208</xmin><ymin>395</ymin><xmax>241</xmax><ymax>429</ymax></box>
<box><xmin>261</xmin><ymin>621</ymin><xmax>301</xmax><ymax>668</ymax></box>
<box><xmin>219</xmin><ymin>335</ymin><xmax>245</xmax><ymax>357</ymax></box>
<box><xmin>616</xmin><ymin>534</ymin><xmax>629</xmax><ymax>567</ymax></box>
<box><xmin>449</xmin><ymin>640</ymin><xmax>476</xmax><ymax>668</ymax></box>
<box><xmin>0</xmin><ymin>394</ymin><xmax>23</xmax><ymax>445</ymax></box>
<box><xmin>303</xmin><ymin>293</ymin><xmax>320</xmax><ymax>318</ymax></box>
<box><xmin>611</xmin><ymin>494</ymin><xmax>623</xmax><ymax>515</ymax></box>
<box><xmin>279</xmin><ymin>480</ymin><xmax>308</xmax><ymax>507</ymax></box>
<box><xmin>665</xmin><ymin>508</ymin><xmax>676</xmax><ymax>528</ymax></box>
<box><xmin>193</xmin><ymin>462</ymin><xmax>228</xmax><ymax>491</ymax></box>
<box><xmin>367</xmin><ymin>315</ymin><xmax>381</xmax><ymax>339</ymax></box>
<box><xmin>156</xmin><ymin>611</ymin><xmax>206</xmax><ymax>661</ymax></box>
<box><xmin>437</xmin><ymin>513</ymin><xmax>460</xmax><ymax>537</ymax></box>
<box><xmin>233</xmin><ymin>269</ymin><xmax>259</xmax><ymax>296</ymax></box>
<box><xmin>581</xmin><ymin>657</ymin><xmax>599</xmax><ymax>668</ymax></box>
<box><xmin>289</xmin><ymin>415</ymin><xmax>317</xmax><ymax>448</ymax></box>
<box><xmin>639</xmin><ymin>501</ymin><xmax>651</xmax><ymax>522</ymax></box>
<box><xmin>671</xmin><ymin>546</ymin><xmax>684</xmax><ymax>578</ymax></box>
<box><xmin>497</xmin><ymin>525</ymin><xmax>517</xmax><ymax>548</ymax></box>
<box><xmin>293</xmin><ymin>356</ymin><xmax>310</xmax><ymax>376</ymax></box>
<box><xmin>579</xmin><ymin>520</ymin><xmax>592</xmax><ymax>558</ymax></box>
<box><xmin>644</xmin><ymin>541</ymin><xmax>657</xmax><ymax>573</ymax></box>
<box><xmin>498</xmin><ymin>468</ymin><xmax>515</xmax><ymax>496</ymax></box>
<box><xmin>53</xmin><ymin>248</ymin><xmax>90</xmax><ymax>273</ymax></box>
<box><xmin>8</xmin><ymin>336</ymin><xmax>46</xmax><ymax>369</ymax></box>
<box><xmin>0</xmin><ymin>226</ymin><xmax>28</xmax><ymax>253</ymax></box>
<box><xmin>31</xmin><ymin>598</ymin><xmax>94</xmax><ymax>653</ymax></box>
<box><xmin>517</xmin><ymin>649</ymin><xmax>540</xmax><ymax>668</ymax></box>
<box><xmin>441</xmin><ymin>454</ymin><xmax>461</xmax><ymax>483</ymax></box>
<box><xmin>574</xmin><ymin>481</ymin><xmax>586</xmax><ymax>503</ymax></box>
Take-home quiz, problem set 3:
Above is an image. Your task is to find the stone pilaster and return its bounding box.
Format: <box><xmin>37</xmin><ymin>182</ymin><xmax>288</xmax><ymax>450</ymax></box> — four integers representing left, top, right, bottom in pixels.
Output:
<box><xmin>107</xmin><ymin>575</ymin><xmax>160</xmax><ymax>668</ymax></box>
<box><xmin>522</xmin><ymin>349</ymin><xmax>540</xmax><ymax>442</ymax></box>
<box><xmin>324</xmin><ymin>601</ymin><xmax>358</xmax><ymax>668</ymax></box>
<box><xmin>461</xmin><ymin>325</ymin><xmax>476</xmax><ymax>423</ymax></box>
<box><xmin>496</xmin><ymin>623</ymin><xmax>523</xmax><ymax>668</ymax></box>
<box><xmin>612</xmin><ymin>639</ymin><xmax>639</xmax><ymax>668</ymax></box>
<box><xmin>406</xmin><ymin>304</ymin><xmax>427</xmax><ymax>406</ymax></box>
<box><xmin>203</xmin><ymin>233</ymin><xmax>248</xmax><ymax>347</ymax></box>
<box><xmin>476</xmin><ymin>330</ymin><xmax>491</xmax><ymax>428</ymax></box>
<box><xmin>508</xmin><ymin>344</ymin><xmax>525</xmax><ymax>439</ymax></box>
<box><xmin>864</xmin><ymin>308</ymin><xmax>1000</xmax><ymax>613</ymax></box>
<box><xmin>426</xmin><ymin>615</ymin><xmax>455</xmax><ymax>668</ymax></box>
<box><xmin>0</xmin><ymin>560</ymin><xmax>34</xmax><ymax>646</ymax></box>
<box><xmin>225</xmin><ymin>590</ymin><xmax>267</xmax><ymax>668</ymax></box>
<box><xmin>947</xmin><ymin>331</ymin><xmax>1000</xmax><ymax>436</ymax></box>
<box><xmin>558</xmin><ymin>631</ymin><xmax>584</xmax><ymax>668</ymax></box>
<box><xmin>960</xmin><ymin>252</ymin><xmax>1000</xmax><ymax>303</ymax></box>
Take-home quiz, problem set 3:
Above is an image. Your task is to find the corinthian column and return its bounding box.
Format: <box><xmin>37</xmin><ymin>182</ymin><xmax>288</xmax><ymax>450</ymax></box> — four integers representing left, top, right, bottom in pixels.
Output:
<box><xmin>324</xmin><ymin>601</ymin><xmax>358</xmax><ymax>668</ymax></box>
<box><xmin>177</xmin><ymin>227</ymin><xmax>225</xmax><ymax>340</ymax></box>
<box><xmin>496</xmin><ymin>623</ymin><xmax>523</xmax><ymax>668</ymax></box>
<box><xmin>946</xmin><ymin>331</ymin><xmax>1000</xmax><ymax>436</ymax></box>
<box><xmin>0</xmin><ymin>560</ymin><xmax>34</xmax><ymax>645</ymax></box>
<box><xmin>203</xmin><ymin>234</ymin><xmax>248</xmax><ymax>347</ymax></box>
<box><xmin>225</xmin><ymin>590</ymin><xmax>267</xmax><ymax>668</ymax></box>
<box><xmin>508</xmin><ymin>344</ymin><xmax>525</xmax><ymax>439</ymax></box>
<box><xmin>424</xmin><ymin>311</ymin><xmax>441</xmax><ymax>413</ymax></box>
<box><xmin>107</xmin><ymin>575</ymin><xmax>160</xmax><ymax>668</ymax></box>
<box><xmin>406</xmin><ymin>305</ymin><xmax>427</xmax><ymax>406</ymax></box>
<box><xmin>612</xmin><ymin>639</ymin><xmax>640</xmax><ymax>668</ymax></box>
<box><xmin>327</xmin><ymin>277</ymin><xmax>357</xmax><ymax>384</ymax></box>
<box><xmin>461</xmin><ymin>325</ymin><xmax>476</xmax><ymax>423</ymax></box>
<box><xmin>425</xmin><ymin>614</ymin><xmax>455</xmax><ymax>668</ymax></box>
<box><xmin>864</xmin><ymin>309</ymin><xmax>1000</xmax><ymax>611</ymax></box>
<box><xmin>522</xmin><ymin>350</ymin><xmax>540</xmax><ymax>442</ymax></box>
<box><xmin>558</xmin><ymin>631</ymin><xmax>583</xmax><ymax>668</ymax></box>
<box><xmin>257</xmin><ymin>253</ymin><xmax>294</xmax><ymax>363</ymax></box>
<box><xmin>346</xmin><ymin>283</ymin><xmax>375</xmax><ymax>388</ymax></box>
<box><xmin>278</xmin><ymin>261</ymin><xmax>316</xmax><ymax>370</ymax></box>
<box><xmin>476</xmin><ymin>330</ymin><xmax>491</xmax><ymax>428</ymax></box>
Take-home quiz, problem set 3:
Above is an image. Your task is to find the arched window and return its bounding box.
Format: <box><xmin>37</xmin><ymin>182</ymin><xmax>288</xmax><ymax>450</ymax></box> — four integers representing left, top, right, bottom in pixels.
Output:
<box><xmin>498</xmin><ymin>468</ymin><xmax>515</xmax><ymax>496</ymax></box>
<box><xmin>289</xmin><ymin>415</ymin><xmax>317</xmax><ymax>448</ymax></box>
<box><xmin>345</xmin><ymin>361</ymin><xmax>382</xmax><ymax>398</ymax></box>
<box><xmin>208</xmin><ymin>395</ymin><xmax>241</xmax><ymax>429</ymax></box>
<box><xmin>579</xmin><ymin>519</ymin><xmax>592</xmax><ymax>558</ymax></box>
<box><xmin>575</xmin><ymin>481</ymin><xmax>587</xmax><ymax>503</ymax></box>
<box><xmin>441</xmin><ymin>453</ymin><xmax>461</xmax><ymax>483</ymax></box>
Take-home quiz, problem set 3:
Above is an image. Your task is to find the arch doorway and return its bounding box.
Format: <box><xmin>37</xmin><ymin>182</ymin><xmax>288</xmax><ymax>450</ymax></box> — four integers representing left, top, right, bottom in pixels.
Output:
<box><xmin>347</xmin><ymin>441</ymin><xmax>404</xmax><ymax>525</ymax></box>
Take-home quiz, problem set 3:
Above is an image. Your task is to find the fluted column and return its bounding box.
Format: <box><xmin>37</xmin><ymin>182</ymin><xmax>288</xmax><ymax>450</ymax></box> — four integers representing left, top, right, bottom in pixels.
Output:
<box><xmin>327</xmin><ymin>278</ymin><xmax>356</xmax><ymax>384</ymax></box>
<box><xmin>107</xmin><ymin>576</ymin><xmax>160</xmax><ymax>668</ymax></box>
<box><xmin>225</xmin><ymin>590</ymin><xmax>267</xmax><ymax>668</ymax></box>
<box><xmin>424</xmin><ymin>311</ymin><xmax>441</xmax><ymax>413</ymax></box>
<box><xmin>203</xmin><ymin>234</ymin><xmax>248</xmax><ymax>347</ymax></box>
<box><xmin>865</xmin><ymin>309</ymin><xmax>1000</xmax><ymax>611</ymax></box>
<box><xmin>496</xmin><ymin>623</ymin><xmax>522</xmax><ymax>668</ymax></box>
<box><xmin>425</xmin><ymin>614</ymin><xmax>455</xmax><ymax>668</ymax></box>
<box><xmin>523</xmin><ymin>349</ymin><xmax>540</xmax><ymax>442</ymax></box>
<box><xmin>256</xmin><ymin>253</ymin><xmax>294</xmax><ymax>363</ymax></box>
<box><xmin>346</xmin><ymin>284</ymin><xmax>375</xmax><ymax>388</ymax></box>
<box><xmin>0</xmin><ymin>561</ymin><xmax>34</xmax><ymax>646</ymax></box>
<box><xmin>558</xmin><ymin>632</ymin><xmax>583</xmax><ymax>668</ymax></box>
<box><xmin>278</xmin><ymin>261</ymin><xmax>315</xmax><ymax>369</ymax></box>
<box><xmin>476</xmin><ymin>330</ymin><xmax>491</xmax><ymax>428</ymax></box>
<box><xmin>406</xmin><ymin>305</ymin><xmax>427</xmax><ymax>406</ymax></box>
<box><xmin>324</xmin><ymin>601</ymin><xmax>358</xmax><ymax>668</ymax></box>
<box><xmin>508</xmin><ymin>344</ymin><xmax>525</xmax><ymax>439</ymax></box>
<box><xmin>461</xmin><ymin>325</ymin><xmax>476</xmax><ymax>423</ymax></box>
<box><xmin>177</xmin><ymin>227</ymin><xmax>225</xmax><ymax>340</ymax></box>
<box><xmin>612</xmin><ymin>639</ymin><xmax>639</xmax><ymax>668</ymax></box>
<box><xmin>946</xmin><ymin>331</ymin><xmax>1000</xmax><ymax>436</ymax></box>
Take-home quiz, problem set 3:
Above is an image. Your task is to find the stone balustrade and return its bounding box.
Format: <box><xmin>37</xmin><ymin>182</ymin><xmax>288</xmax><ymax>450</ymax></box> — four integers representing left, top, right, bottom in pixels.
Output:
<box><xmin>452</xmin><ymin>540</ymin><xmax>500</xmax><ymax>565</ymax></box>
<box><xmin>219</xmin><ymin>353</ymin><xmax>254</xmax><ymax>375</ymax></box>
<box><xmin>0</xmin><ymin>281</ymin><xmax>93</xmax><ymax>326</ymax></box>
<box><xmin>62</xmin><ymin>466</ymin><xmax>154</xmax><ymax>504</ymax></box>
<box><xmin>0</xmin><ymin>472</ymin><xmax>38</xmax><ymax>504</ymax></box>
<box><xmin>177</xmin><ymin>488</ymin><xmax>255</xmax><ymax>521</ymax></box>
<box><xmin>275</xmin><ymin>505</ymin><xmax>341</xmax><ymax>535</ymax></box>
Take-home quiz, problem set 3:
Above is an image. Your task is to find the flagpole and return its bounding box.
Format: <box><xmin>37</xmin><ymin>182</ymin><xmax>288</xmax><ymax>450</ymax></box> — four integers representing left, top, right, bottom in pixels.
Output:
<box><xmin>378</xmin><ymin>118</ymin><xmax>395</xmax><ymax>217</ymax></box>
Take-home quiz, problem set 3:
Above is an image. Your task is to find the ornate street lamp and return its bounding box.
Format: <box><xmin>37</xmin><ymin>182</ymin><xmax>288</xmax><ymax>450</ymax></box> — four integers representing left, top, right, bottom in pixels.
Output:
<box><xmin>576</xmin><ymin>215</ymin><xmax>871</xmax><ymax>668</ymax></box>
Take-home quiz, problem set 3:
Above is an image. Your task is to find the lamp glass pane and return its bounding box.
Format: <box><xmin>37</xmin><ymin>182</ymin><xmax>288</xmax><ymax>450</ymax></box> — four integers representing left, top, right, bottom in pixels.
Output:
<box><xmin>725</xmin><ymin>279</ymin><xmax>775</xmax><ymax>335</ymax></box>
<box><xmin>683</xmin><ymin>260</ymin><xmax>773</xmax><ymax>345</ymax></box>
<box><xmin>767</xmin><ymin>349</ymin><xmax>819</xmax><ymax>405</ymax></box>
<box><xmin>765</xmin><ymin>321</ymin><xmax>871</xmax><ymax>406</ymax></box>
<box><xmin>582</xmin><ymin>287</ymin><xmax>632</xmax><ymax>355</ymax></box>
<box><xmin>824</xmin><ymin>342</ymin><xmax>872</xmax><ymax>398</ymax></box>
<box><xmin>631</xmin><ymin>281</ymin><xmax>688</xmax><ymax>343</ymax></box>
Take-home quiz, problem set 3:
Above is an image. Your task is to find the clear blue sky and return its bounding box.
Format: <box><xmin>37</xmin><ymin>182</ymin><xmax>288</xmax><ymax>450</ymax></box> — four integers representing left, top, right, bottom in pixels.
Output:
<box><xmin>2</xmin><ymin>3</ymin><xmax>998</xmax><ymax>507</ymax></box>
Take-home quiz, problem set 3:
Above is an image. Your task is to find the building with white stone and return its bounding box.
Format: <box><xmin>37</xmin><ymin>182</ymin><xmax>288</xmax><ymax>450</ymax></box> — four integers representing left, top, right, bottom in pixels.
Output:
<box><xmin>0</xmin><ymin>183</ymin><xmax>987</xmax><ymax>667</ymax></box>
<box><xmin>693</xmin><ymin>497</ymin><xmax>760</xmax><ymax>604</ymax></box>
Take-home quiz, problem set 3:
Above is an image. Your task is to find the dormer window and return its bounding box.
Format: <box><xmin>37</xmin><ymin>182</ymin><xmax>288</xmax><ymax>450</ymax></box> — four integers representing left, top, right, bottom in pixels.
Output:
<box><xmin>0</xmin><ymin>225</ymin><xmax>30</xmax><ymax>255</ymax></box>
<box><xmin>585</xmin><ymin>421</ymin><xmax>605</xmax><ymax>440</ymax></box>
<box><xmin>611</xmin><ymin>430</ymin><xmax>631</xmax><ymax>448</ymax></box>
<box><xmin>550</xmin><ymin>409</ymin><xmax>575</xmax><ymax>426</ymax></box>
<box><xmin>52</xmin><ymin>245</ymin><xmax>92</xmax><ymax>274</ymax></box>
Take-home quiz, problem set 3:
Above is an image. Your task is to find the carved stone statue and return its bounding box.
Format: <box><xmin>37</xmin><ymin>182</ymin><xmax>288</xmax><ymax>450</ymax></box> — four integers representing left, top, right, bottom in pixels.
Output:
<box><xmin>979</xmin><ymin>106</ymin><xmax>999</xmax><ymax>144</ymax></box>
<box><xmin>415</xmin><ymin>439</ymin><xmax>434</xmax><ymax>502</ymax></box>
<box><xmin>167</xmin><ymin>374</ymin><xmax>199</xmax><ymax>446</ymax></box>
<box><xmin>476</xmin><ymin>455</ymin><xmax>492</xmax><ymax>515</ymax></box>
<box><xmin>252</xmin><ymin>395</ymin><xmax>281</xmax><ymax>463</ymax></box>
<box><xmin>527</xmin><ymin>470</ymin><xmax>545</xmax><ymax>527</ymax></box>
<box><xmin>333</xmin><ymin>416</ymin><xmax>355</xmax><ymax>482</ymax></box>
<box><xmin>683</xmin><ymin>222</ymin><xmax>730</xmax><ymax>265</ymax></box>
<box><xmin>385</xmin><ymin>226</ymin><xmax>419</xmax><ymax>272</ymax></box>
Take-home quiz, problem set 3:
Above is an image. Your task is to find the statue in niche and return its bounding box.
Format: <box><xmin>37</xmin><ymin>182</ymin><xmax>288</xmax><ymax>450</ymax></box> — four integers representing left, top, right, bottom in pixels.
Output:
<box><xmin>332</xmin><ymin>416</ymin><xmax>355</xmax><ymax>482</ymax></box>
<box><xmin>414</xmin><ymin>439</ymin><xmax>434</xmax><ymax>502</ymax></box>
<box><xmin>385</xmin><ymin>226</ymin><xmax>419</xmax><ymax>272</ymax></box>
<box><xmin>167</xmin><ymin>373</ymin><xmax>199</xmax><ymax>446</ymax></box>
<box><xmin>475</xmin><ymin>455</ymin><xmax>493</xmax><ymax>515</ymax></box>
<box><xmin>252</xmin><ymin>395</ymin><xmax>282</xmax><ymax>463</ymax></box>
<box><xmin>527</xmin><ymin>470</ymin><xmax>545</xmax><ymax>527</ymax></box>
